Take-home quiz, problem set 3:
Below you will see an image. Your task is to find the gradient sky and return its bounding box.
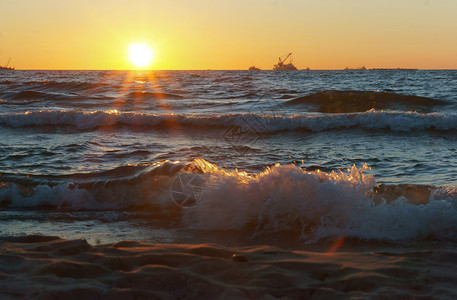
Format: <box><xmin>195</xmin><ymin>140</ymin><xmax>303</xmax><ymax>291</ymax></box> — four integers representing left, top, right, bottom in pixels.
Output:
<box><xmin>1</xmin><ymin>0</ymin><xmax>456</xmax><ymax>70</ymax></box>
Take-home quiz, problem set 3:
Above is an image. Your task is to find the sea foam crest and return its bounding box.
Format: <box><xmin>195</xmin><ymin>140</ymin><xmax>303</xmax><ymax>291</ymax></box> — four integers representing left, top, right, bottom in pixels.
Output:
<box><xmin>183</xmin><ymin>161</ymin><xmax>457</xmax><ymax>242</ymax></box>
<box><xmin>1</xmin><ymin>109</ymin><xmax>457</xmax><ymax>132</ymax></box>
<box><xmin>3</xmin><ymin>159</ymin><xmax>457</xmax><ymax>242</ymax></box>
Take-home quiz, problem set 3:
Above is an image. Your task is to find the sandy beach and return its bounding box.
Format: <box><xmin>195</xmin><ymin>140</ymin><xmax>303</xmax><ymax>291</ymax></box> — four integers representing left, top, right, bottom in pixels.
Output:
<box><xmin>0</xmin><ymin>235</ymin><xmax>456</xmax><ymax>299</ymax></box>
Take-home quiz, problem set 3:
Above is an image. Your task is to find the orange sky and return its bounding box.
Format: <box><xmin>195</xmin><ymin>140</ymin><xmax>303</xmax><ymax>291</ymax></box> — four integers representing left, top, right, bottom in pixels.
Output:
<box><xmin>1</xmin><ymin>0</ymin><xmax>456</xmax><ymax>70</ymax></box>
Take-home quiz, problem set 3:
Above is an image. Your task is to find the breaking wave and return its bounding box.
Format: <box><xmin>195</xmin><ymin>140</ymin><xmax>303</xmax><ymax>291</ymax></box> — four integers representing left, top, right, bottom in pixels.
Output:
<box><xmin>2</xmin><ymin>159</ymin><xmax>457</xmax><ymax>243</ymax></box>
<box><xmin>2</xmin><ymin>109</ymin><xmax>457</xmax><ymax>133</ymax></box>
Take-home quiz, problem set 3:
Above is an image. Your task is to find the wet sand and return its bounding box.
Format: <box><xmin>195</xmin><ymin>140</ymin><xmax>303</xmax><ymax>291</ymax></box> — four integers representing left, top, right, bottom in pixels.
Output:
<box><xmin>1</xmin><ymin>235</ymin><xmax>456</xmax><ymax>299</ymax></box>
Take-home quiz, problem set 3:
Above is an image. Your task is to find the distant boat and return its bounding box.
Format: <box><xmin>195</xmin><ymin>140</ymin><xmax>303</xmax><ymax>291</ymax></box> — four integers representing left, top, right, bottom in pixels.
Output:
<box><xmin>370</xmin><ymin>68</ymin><xmax>418</xmax><ymax>71</ymax></box>
<box><xmin>273</xmin><ymin>53</ymin><xmax>297</xmax><ymax>70</ymax></box>
<box><xmin>344</xmin><ymin>66</ymin><xmax>367</xmax><ymax>71</ymax></box>
<box><xmin>0</xmin><ymin>58</ymin><xmax>15</xmax><ymax>70</ymax></box>
<box><xmin>249</xmin><ymin>66</ymin><xmax>261</xmax><ymax>70</ymax></box>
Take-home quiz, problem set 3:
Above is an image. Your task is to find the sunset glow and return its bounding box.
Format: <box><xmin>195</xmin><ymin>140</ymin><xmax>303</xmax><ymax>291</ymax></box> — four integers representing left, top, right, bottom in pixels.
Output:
<box><xmin>1</xmin><ymin>0</ymin><xmax>457</xmax><ymax>70</ymax></box>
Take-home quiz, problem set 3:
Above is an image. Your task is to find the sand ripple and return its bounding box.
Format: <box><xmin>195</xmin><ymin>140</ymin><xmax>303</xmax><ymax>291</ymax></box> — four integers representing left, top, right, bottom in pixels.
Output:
<box><xmin>0</xmin><ymin>235</ymin><xmax>456</xmax><ymax>299</ymax></box>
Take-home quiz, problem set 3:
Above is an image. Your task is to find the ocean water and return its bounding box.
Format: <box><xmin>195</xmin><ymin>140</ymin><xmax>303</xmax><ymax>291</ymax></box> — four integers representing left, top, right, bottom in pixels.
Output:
<box><xmin>1</xmin><ymin>69</ymin><xmax>457</xmax><ymax>246</ymax></box>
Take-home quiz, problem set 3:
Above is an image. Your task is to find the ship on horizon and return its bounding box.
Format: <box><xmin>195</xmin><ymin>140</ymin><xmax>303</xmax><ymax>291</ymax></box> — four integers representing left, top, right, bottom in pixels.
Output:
<box><xmin>370</xmin><ymin>67</ymin><xmax>418</xmax><ymax>71</ymax></box>
<box><xmin>344</xmin><ymin>66</ymin><xmax>367</xmax><ymax>71</ymax></box>
<box><xmin>0</xmin><ymin>58</ymin><xmax>15</xmax><ymax>70</ymax></box>
<box><xmin>273</xmin><ymin>53</ymin><xmax>297</xmax><ymax>70</ymax></box>
<box><xmin>344</xmin><ymin>66</ymin><xmax>418</xmax><ymax>71</ymax></box>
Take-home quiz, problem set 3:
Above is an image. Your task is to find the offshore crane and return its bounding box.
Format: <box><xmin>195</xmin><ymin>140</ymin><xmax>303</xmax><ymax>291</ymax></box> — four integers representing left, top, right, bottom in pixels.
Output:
<box><xmin>0</xmin><ymin>57</ymin><xmax>15</xmax><ymax>70</ymax></box>
<box><xmin>273</xmin><ymin>53</ymin><xmax>297</xmax><ymax>70</ymax></box>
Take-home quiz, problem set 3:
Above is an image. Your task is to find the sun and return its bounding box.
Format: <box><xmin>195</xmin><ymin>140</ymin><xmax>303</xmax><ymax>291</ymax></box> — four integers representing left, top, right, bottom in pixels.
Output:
<box><xmin>129</xmin><ymin>43</ymin><xmax>153</xmax><ymax>68</ymax></box>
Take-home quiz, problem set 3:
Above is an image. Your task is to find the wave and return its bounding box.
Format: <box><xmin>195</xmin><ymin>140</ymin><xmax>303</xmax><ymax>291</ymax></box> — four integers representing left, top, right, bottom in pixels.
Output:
<box><xmin>3</xmin><ymin>109</ymin><xmax>457</xmax><ymax>133</ymax></box>
<box><xmin>285</xmin><ymin>90</ymin><xmax>447</xmax><ymax>113</ymax></box>
<box><xmin>0</xmin><ymin>80</ymin><xmax>14</xmax><ymax>85</ymax></box>
<box><xmin>1</xmin><ymin>82</ymin><xmax>185</xmax><ymax>103</ymax></box>
<box><xmin>126</xmin><ymin>91</ymin><xmax>183</xmax><ymax>100</ymax></box>
<box><xmin>2</xmin><ymin>159</ymin><xmax>457</xmax><ymax>243</ymax></box>
<box><xmin>0</xmin><ymin>99</ymin><xmax>43</xmax><ymax>105</ymax></box>
<box><xmin>2</xmin><ymin>90</ymin><xmax>71</xmax><ymax>101</ymax></box>
<box><xmin>214</xmin><ymin>92</ymin><xmax>260</xmax><ymax>100</ymax></box>
<box><xmin>13</xmin><ymin>80</ymin><xmax>111</xmax><ymax>92</ymax></box>
<box><xmin>0</xmin><ymin>161</ymin><xmax>187</xmax><ymax>210</ymax></box>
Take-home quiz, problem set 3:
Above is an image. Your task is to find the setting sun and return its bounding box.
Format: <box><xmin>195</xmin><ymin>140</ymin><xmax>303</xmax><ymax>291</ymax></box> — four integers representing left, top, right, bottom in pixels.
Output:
<box><xmin>129</xmin><ymin>43</ymin><xmax>153</xmax><ymax>68</ymax></box>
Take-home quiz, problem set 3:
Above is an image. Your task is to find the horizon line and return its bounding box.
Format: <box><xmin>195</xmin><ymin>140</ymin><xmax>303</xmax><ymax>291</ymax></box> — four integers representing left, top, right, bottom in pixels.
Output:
<box><xmin>7</xmin><ymin>68</ymin><xmax>457</xmax><ymax>71</ymax></box>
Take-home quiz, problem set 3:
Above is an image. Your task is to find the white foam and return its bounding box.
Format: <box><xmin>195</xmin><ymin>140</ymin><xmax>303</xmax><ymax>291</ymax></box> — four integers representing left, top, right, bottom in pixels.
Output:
<box><xmin>3</xmin><ymin>159</ymin><xmax>457</xmax><ymax>242</ymax></box>
<box><xmin>1</xmin><ymin>109</ymin><xmax>457</xmax><ymax>132</ymax></box>
<box><xmin>183</xmin><ymin>160</ymin><xmax>457</xmax><ymax>242</ymax></box>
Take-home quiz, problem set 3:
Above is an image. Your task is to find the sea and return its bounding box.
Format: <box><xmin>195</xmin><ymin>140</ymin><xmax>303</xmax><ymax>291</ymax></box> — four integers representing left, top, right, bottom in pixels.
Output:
<box><xmin>1</xmin><ymin>69</ymin><xmax>457</xmax><ymax>247</ymax></box>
